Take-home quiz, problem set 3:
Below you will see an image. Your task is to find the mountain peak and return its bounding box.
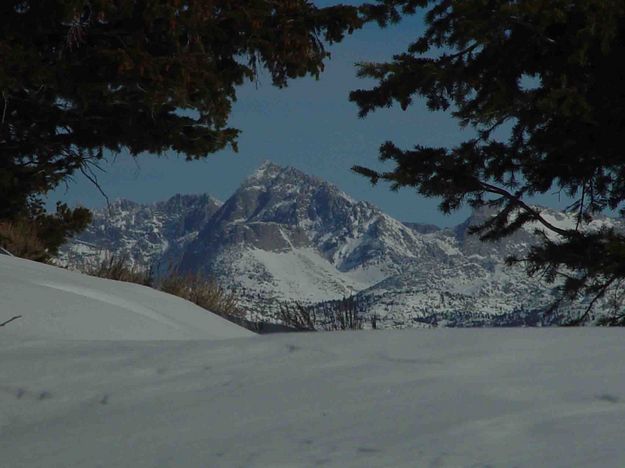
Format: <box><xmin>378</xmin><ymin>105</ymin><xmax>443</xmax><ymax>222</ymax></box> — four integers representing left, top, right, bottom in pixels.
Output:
<box><xmin>242</xmin><ymin>161</ymin><xmax>326</xmax><ymax>191</ymax></box>
<box><xmin>159</xmin><ymin>192</ymin><xmax>222</xmax><ymax>209</ymax></box>
<box><xmin>248</xmin><ymin>160</ymin><xmax>284</xmax><ymax>181</ymax></box>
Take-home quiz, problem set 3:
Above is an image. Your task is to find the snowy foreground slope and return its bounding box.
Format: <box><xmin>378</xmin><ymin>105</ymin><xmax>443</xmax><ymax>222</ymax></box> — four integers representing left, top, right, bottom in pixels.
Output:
<box><xmin>0</xmin><ymin>255</ymin><xmax>252</xmax><ymax>340</ymax></box>
<box><xmin>2</xmin><ymin>256</ymin><xmax>625</xmax><ymax>467</ymax></box>
<box><xmin>3</xmin><ymin>330</ymin><xmax>625</xmax><ymax>467</ymax></box>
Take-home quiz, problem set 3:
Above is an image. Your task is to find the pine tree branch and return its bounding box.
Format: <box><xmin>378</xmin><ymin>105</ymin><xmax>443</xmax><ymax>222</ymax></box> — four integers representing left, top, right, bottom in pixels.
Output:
<box><xmin>565</xmin><ymin>275</ymin><xmax>618</xmax><ymax>326</ymax></box>
<box><xmin>443</xmin><ymin>42</ymin><xmax>480</xmax><ymax>61</ymax></box>
<box><xmin>479</xmin><ymin>182</ymin><xmax>572</xmax><ymax>237</ymax></box>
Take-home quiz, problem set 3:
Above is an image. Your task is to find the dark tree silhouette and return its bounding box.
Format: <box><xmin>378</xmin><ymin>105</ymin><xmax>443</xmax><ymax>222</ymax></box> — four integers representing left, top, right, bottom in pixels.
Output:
<box><xmin>352</xmin><ymin>0</ymin><xmax>625</xmax><ymax>324</ymax></box>
<box><xmin>0</xmin><ymin>0</ymin><xmax>364</xmax><ymax>256</ymax></box>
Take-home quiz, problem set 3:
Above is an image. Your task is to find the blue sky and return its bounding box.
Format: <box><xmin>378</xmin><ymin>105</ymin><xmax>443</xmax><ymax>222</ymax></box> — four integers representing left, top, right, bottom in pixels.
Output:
<box><xmin>47</xmin><ymin>3</ymin><xmax>569</xmax><ymax>227</ymax></box>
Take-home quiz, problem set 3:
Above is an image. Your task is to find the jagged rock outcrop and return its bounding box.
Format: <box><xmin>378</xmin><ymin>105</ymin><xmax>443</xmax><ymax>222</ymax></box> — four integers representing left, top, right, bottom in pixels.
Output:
<box><xmin>59</xmin><ymin>193</ymin><xmax>222</xmax><ymax>271</ymax></box>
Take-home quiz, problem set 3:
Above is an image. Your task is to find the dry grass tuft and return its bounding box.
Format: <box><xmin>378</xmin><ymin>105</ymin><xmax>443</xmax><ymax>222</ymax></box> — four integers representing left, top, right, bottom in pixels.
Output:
<box><xmin>159</xmin><ymin>271</ymin><xmax>243</xmax><ymax>321</ymax></box>
<box><xmin>0</xmin><ymin>221</ymin><xmax>48</xmax><ymax>262</ymax></box>
<box><xmin>80</xmin><ymin>256</ymin><xmax>245</xmax><ymax>325</ymax></box>
<box><xmin>86</xmin><ymin>254</ymin><xmax>153</xmax><ymax>286</ymax></box>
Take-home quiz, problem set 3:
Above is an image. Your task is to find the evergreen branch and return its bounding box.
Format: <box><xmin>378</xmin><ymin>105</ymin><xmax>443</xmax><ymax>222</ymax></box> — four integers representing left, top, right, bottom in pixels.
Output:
<box><xmin>479</xmin><ymin>182</ymin><xmax>572</xmax><ymax>237</ymax></box>
<box><xmin>441</xmin><ymin>42</ymin><xmax>480</xmax><ymax>61</ymax></box>
<box><xmin>565</xmin><ymin>275</ymin><xmax>619</xmax><ymax>326</ymax></box>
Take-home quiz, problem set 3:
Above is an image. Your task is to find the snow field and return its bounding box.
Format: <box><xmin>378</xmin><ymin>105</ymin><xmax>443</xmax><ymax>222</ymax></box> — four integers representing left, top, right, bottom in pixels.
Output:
<box><xmin>2</xmin><ymin>330</ymin><xmax>625</xmax><ymax>467</ymax></box>
<box><xmin>2</xmin><ymin>255</ymin><xmax>625</xmax><ymax>467</ymax></box>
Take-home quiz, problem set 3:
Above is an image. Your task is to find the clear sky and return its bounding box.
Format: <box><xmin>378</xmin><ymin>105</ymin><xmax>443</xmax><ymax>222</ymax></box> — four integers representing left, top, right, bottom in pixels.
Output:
<box><xmin>47</xmin><ymin>2</ymin><xmax>570</xmax><ymax>227</ymax></box>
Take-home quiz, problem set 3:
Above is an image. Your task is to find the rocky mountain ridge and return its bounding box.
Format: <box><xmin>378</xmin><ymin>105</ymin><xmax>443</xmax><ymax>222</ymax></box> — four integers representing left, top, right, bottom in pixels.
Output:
<box><xmin>60</xmin><ymin>162</ymin><xmax>624</xmax><ymax>327</ymax></box>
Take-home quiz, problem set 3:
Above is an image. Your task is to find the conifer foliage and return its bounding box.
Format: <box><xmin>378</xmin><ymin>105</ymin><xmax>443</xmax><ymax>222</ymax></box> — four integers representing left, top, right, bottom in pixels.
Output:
<box><xmin>0</xmin><ymin>0</ymin><xmax>362</xmax><ymax>257</ymax></box>
<box><xmin>351</xmin><ymin>0</ymin><xmax>625</xmax><ymax>323</ymax></box>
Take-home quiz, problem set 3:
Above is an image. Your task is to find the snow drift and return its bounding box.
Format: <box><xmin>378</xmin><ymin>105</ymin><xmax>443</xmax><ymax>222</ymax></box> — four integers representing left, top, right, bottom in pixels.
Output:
<box><xmin>0</xmin><ymin>255</ymin><xmax>252</xmax><ymax>340</ymax></box>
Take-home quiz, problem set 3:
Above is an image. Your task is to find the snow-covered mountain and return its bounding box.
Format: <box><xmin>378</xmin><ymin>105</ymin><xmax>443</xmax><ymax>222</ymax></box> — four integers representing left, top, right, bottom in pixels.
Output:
<box><xmin>60</xmin><ymin>162</ymin><xmax>624</xmax><ymax>327</ymax></box>
<box><xmin>179</xmin><ymin>162</ymin><xmax>442</xmax><ymax>309</ymax></box>
<box><xmin>59</xmin><ymin>193</ymin><xmax>222</xmax><ymax>271</ymax></box>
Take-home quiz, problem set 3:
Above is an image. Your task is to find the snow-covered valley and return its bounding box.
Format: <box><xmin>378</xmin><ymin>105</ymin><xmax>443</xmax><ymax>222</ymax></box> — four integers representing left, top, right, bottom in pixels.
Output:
<box><xmin>2</xmin><ymin>254</ymin><xmax>625</xmax><ymax>467</ymax></box>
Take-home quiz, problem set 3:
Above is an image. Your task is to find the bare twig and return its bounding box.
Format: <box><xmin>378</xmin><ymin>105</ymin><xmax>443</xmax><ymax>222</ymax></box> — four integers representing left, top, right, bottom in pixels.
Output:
<box><xmin>508</xmin><ymin>16</ymin><xmax>556</xmax><ymax>44</ymax></box>
<box><xmin>79</xmin><ymin>161</ymin><xmax>110</xmax><ymax>209</ymax></box>
<box><xmin>575</xmin><ymin>180</ymin><xmax>587</xmax><ymax>231</ymax></box>
<box><xmin>0</xmin><ymin>315</ymin><xmax>22</xmax><ymax>327</ymax></box>
<box><xmin>1</xmin><ymin>91</ymin><xmax>7</xmax><ymax>129</ymax></box>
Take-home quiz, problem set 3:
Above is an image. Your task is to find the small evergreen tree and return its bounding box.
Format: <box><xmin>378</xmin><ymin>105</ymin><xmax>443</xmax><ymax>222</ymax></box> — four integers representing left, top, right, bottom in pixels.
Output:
<box><xmin>351</xmin><ymin>0</ymin><xmax>625</xmax><ymax>324</ymax></box>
